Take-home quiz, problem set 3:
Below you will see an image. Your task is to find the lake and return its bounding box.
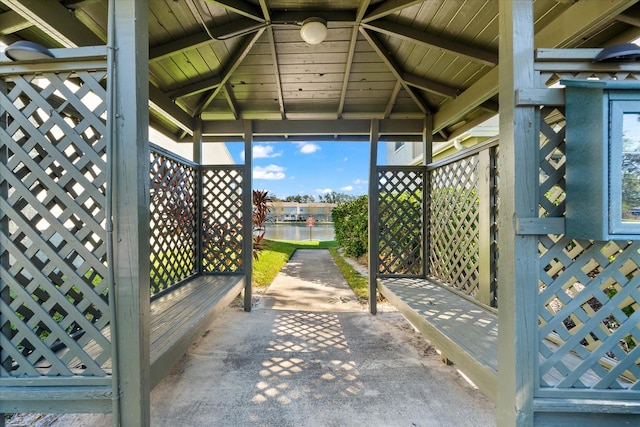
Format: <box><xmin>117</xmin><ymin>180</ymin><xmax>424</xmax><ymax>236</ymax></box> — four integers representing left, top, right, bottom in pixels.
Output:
<box><xmin>263</xmin><ymin>223</ymin><xmax>335</xmax><ymax>241</ymax></box>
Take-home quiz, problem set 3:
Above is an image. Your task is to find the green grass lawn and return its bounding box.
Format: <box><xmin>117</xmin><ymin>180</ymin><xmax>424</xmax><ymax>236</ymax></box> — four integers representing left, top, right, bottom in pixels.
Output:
<box><xmin>253</xmin><ymin>239</ymin><xmax>369</xmax><ymax>300</ymax></box>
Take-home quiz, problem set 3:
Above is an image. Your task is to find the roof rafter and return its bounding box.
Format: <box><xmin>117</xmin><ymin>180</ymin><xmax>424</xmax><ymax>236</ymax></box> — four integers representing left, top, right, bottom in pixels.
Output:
<box><xmin>432</xmin><ymin>0</ymin><xmax>636</xmax><ymax>135</ymax></box>
<box><xmin>168</xmin><ymin>75</ymin><xmax>223</xmax><ymax>99</ymax></box>
<box><xmin>223</xmin><ymin>82</ymin><xmax>239</xmax><ymax>119</ymax></box>
<box><xmin>403</xmin><ymin>72</ymin><xmax>460</xmax><ymax>98</ymax></box>
<box><xmin>362</xmin><ymin>0</ymin><xmax>424</xmax><ymax>23</ymax></box>
<box><xmin>266</xmin><ymin>26</ymin><xmax>285</xmax><ymax>119</ymax></box>
<box><xmin>384</xmin><ymin>80</ymin><xmax>402</xmax><ymax>119</ymax></box>
<box><xmin>195</xmin><ymin>28</ymin><xmax>265</xmax><ymax>115</ymax></box>
<box><xmin>363</xmin><ymin>19</ymin><xmax>498</xmax><ymax>67</ymax></box>
<box><xmin>360</xmin><ymin>27</ymin><xmax>431</xmax><ymax>115</ymax></box>
<box><xmin>0</xmin><ymin>9</ymin><xmax>31</xmax><ymax>34</ymax></box>
<box><xmin>202</xmin><ymin>0</ymin><xmax>265</xmax><ymax>22</ymax></box>
<box><xmin>2</xmin><ymin>0</ymin><xmax>103</xmax><ymax>46</ymax></box>
<box><xmin>338</xmin><ymin>0</ymin><xmax>371</xmax><ymax>118</ymax></box>
<box><xmin>150</xmin><ymin>32</ymin><xmax>211</xmax><ymax>62</ymax></box>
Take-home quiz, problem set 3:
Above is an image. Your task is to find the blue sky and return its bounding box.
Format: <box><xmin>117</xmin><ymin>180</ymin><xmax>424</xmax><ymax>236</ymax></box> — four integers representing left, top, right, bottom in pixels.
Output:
<box><xmin>226</xmin><ymin>141</ymin><xmax>384</xmax><ymax>200</ymax></box>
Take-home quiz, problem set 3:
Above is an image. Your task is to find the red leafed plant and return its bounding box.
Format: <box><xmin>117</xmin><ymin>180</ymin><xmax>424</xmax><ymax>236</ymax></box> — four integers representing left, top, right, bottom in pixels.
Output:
<box><xmin>252</xmin><ymin>189</ymin><xmax>271</xmax><ymax>259</ymax></box>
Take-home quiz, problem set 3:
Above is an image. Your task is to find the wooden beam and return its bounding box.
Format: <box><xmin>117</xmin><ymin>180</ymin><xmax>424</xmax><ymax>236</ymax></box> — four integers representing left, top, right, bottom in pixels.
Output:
<box><xmin>360</xmin><ymin>28</ymin><xmax>430</xmax><ymax>115</ymax></box>
<box><xmin>356</xmin><ymin>0</ymin><xmax>373</xmax><ymax>22</ymax></box>
<box><xmin>269</xmin><ymin>10</ymin><xmax>355</xmax><ymax>23</ymax></box>
<box><xmin>497</xmin><ymin>0</ymin><xmax>537</xmax><ymax>425</ymax></box>
<box><xmin>201</xmin><ymin>118</ymin><xmax>425</xmax><ymax>136</ymax></box>
<box><xmin>266</xmin><ymin>26</ymin><xmax>285</xmax><ymax>119</ymax></box>
<box><xmin>404</xmin><ymin>72</ymin><xmax>460</xmax><ymax>98</ymax></box>
<box><xmin>223</xmin><ymin>82</ymin><xmax>239</xmax><ymax>119</ymax></box>
<box><xmin>338</xmin><ymin>25</ymin><xmax>359</xmax><ymax>118</ymax></box>
<box><xmin>0</xmin><ymin>9</ymin><xmax>31</xmax><ymax>34</ymax></box>
<box><xmin>368</xmin><ymin>119</ymin><xmax>380</xmax><ymax>315</ymax></box>
<box><xmin>362</xmin><ymin>0</ymin><xmax>424</xmax><ymax>23</ymax></box>
<box><xmin>167</xmin><ymin>75</ymin><xmax>223</xmax><ymax>99</ymax></box>
<box><xmin>431</xmin><ymin>0</ymin><xmax>636</xmax><ymax>137</ymax></box>
<box><xmin>242</xmin><ymin>120</ymin><xmax>253</xmax><ymax>312</ymax></box>
<box><xmin>148</xmin><ymin>84</ymin><xmax>194</xmax><ymax>134</ymax></box>
<box><xmin>109</xmin><ymin>1</ymin><xmax>151</xmax><ymax>424</ymax></box>
<box><xmin>363</xmin><ymin>19</ymin><xmax>498</xmax><ymax>67</ymax></box>
<box><xmin>195</xmin><ymin>28</ymin><xmax>265</xmax><ymax>115</ymax></box>
<box><xmin>149</xmin><ymin>32</ymin><xmax>211</xmax><ymax>62</ymax></box>
<box><xmin>383</xmin><ymin>80</ymin><xmax>402</xmax><ymax>118</ymax></box>
<box><xmin>2</xmin><ymin>0</ymin><xmax>103</xmax><ymax>46</ymax></box>
<box><xmin>257</xmin><ymin>0</ymin><xmax>270</xmax><ymax>21</ymax></box>
<box><xmin>535</xmin><ymin>0</ymin><xmax>638</xmax><ymax>48</ymax></box>
<box><xmin>203</xmin><ymin>0</ymin><xmax>265</xmax><ymax>22</ymax></box>
<box><xmin>617</xmin><ymin>11</ymin><xmax>640</xmax><ymax>28</ymax></box>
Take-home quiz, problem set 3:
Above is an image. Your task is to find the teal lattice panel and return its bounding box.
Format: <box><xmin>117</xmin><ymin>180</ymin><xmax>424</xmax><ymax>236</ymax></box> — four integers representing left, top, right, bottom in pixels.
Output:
<box><xmin>377</xmin><ymin>166</ymin><xmax>424</xmax><ymax>276</ymax></box>
<box><xmin>538</xmin><ymin>102</ymin><xmax>640</xmax><ymax>397</ymax></box>
<box><xmin>201</xmin><ymin>167</ymin><xmax>244</xmax><ymax>273</ymax></box>
<box><xmin>0</xmin><ymin>71</ymin><xmax>111</xmax><ymax>378</ymax></box>
<box><xmin>429</xmin><ymin>156</ymin><xmax>480</xmax><ymax>297</ymax></box>
<box><xmin>149</xmin><ymin>149</ymin><xmax>197</xmax><ymax>295</ymax></box>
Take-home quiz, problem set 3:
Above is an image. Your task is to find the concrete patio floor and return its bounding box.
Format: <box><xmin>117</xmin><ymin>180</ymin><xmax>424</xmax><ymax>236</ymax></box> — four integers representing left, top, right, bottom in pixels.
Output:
<box><xmin>8</xmin><ymin>249</ymin><xmax>495</xmax><ymax>426</ymax></box>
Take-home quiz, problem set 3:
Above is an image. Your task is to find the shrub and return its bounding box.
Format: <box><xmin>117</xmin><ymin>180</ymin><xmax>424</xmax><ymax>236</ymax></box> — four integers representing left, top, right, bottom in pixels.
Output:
<box><xmin>332</xmin><ymin>195</ymin><xmax>368</xmax><ymax>258</ymax></box>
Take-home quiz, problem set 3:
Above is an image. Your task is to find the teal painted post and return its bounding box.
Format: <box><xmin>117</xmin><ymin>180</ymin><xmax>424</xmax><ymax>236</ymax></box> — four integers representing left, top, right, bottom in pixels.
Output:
<box><xmin>497</xmin><ymin>1</ymin><xmax>538</xmax><ymax>425</ymax></box>
<box><xmin>243</xmin><ymin>120</ymin><xmax>253</xmax><ymax>312</ymax></box>
<box><xmin>110</xmin><ymin>0</ymin><xmax>151</xmax><ymax>425</ymax></box>
<box><xmin>193</xmin><ymin>118</ymin><xmax>203</xmax><ymax>275</ymax></box>
<box><xmin>422</xmin><ymin>116</ymin><xmax>432</xmax><ymax>279</ymax></box>
<box><xmin>0</xmin><ymin>79</ymin><xmax>8</xmax><ymax>427</ymax></box>
<box><xmin>478</xmin><ymin>148</ymin><xmax>495</xmax><ymax>307</ymax></box>
<box><xmin>368</xmin><ymin>119</ymin><xmax>380</xmax><ymax>314</ymax></box>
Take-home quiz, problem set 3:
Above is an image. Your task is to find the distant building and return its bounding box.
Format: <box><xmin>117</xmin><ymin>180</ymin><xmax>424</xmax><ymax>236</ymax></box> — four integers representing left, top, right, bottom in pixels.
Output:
<box><xmin>267</xmin><ymin>202</ymin><xmax>336</xmax><ymax>222</ymax></box>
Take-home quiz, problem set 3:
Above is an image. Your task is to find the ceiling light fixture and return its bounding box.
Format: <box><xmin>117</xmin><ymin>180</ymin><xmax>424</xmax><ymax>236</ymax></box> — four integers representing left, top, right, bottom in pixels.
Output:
<box><xmin>593</xmin><ymin>42</ymin><xmax>640</xmax><ymax>63</ymax></box>
<box><xmin>300</xmin><ymin>18</ymin><xmax>327</xmax><ymax>45</ymax></box>
<box><xmin>4</xmin><ymin>40</ymin><xmax>54</xmax><ymax>61</ymax></box>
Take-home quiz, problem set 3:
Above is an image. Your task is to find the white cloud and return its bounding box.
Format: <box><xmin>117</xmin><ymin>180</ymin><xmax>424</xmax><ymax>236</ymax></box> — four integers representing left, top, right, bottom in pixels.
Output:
<box><xmin>316</xmin><ymin>188</ymin><xmax>333</xmax><ymax>194</ymax></box>
<box><xmin>294</xmin><ymin>142</ymin><xmax>321</xmax><ymax>154</ymax></box>
<box><xmin>253</xmin><ymin>145</ymin><xmax>282</xmax><ymax>158</ymax></box>
<box><xmin>353</xmin><ymin>178</ymin><xmax>367</xmax><ymax>185</ymax></box>
<box><xmin>340</xmin><ymin>185</ymin><xmax>354</xmax><ymax>191</ymax></box>
<box><xmin>254</xmin><ymin>164</ymin><xmax>286</xmax><ymax>180</ymax></box>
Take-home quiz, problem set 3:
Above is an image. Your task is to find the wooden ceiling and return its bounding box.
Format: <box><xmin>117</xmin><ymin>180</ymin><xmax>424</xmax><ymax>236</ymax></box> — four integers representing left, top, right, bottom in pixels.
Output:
<box><xmin>1</xmin><ymin>0</ymin><xmax>640</xmax><ymax>142</ymax></box>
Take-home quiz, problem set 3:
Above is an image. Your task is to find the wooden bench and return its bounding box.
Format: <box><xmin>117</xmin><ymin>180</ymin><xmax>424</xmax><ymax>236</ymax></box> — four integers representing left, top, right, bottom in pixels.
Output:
<box><xmin>149</xmin><ymin>274</ymin><xmax>245</xmax><ymax>388</ymax></box>
<box><xmin>378</xmin><ymin>277</ymin><xmax>498</xmax><ymax>401</ymax></box>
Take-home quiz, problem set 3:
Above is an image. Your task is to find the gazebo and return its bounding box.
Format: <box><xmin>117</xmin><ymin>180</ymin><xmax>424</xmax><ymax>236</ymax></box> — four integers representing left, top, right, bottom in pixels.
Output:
<box><xmin>1</xmin><ymin>1</ymin><xmax>640</xmax><ymax>425</ymax></box>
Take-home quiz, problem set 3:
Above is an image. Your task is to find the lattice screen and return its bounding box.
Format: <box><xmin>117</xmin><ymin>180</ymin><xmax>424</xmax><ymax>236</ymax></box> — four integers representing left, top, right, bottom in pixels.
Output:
<box><xmin>429</xmin><ymin>155</ymin><xmax>481</xmax><ymax>298</ymax></box>
<box><xmin>0</xmin><ymin>71</ymin><xmax>111</xmax><ymax>378</ymax></box>
<box><xmin>377</xmin><ymin>166</ymin><xmax>424</xmax><ymax>276</ymax></box>
<box><xmin>537</xmin><ymin>99</ymin><xmax>640</xmax><ymax>394</ymax></box>
<box><xmin>202</xmin><ymin>167</ymin><xmax>244</xmax><ymax>273</ymax></box>
<box><xmin>149</xmin><ymin>149</ymin><xmax>197</xmax><ymax>295</ymax></box>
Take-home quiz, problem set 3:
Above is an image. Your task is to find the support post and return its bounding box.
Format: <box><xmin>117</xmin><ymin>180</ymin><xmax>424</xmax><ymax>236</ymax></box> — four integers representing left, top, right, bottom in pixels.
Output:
<box><xmin>497</xmin><ymin>1</ymin><xmax>537</xmax><ymax>425</ymax></box>
<box><xmin>478</xmin><ymin>148</ymin><xmax>495</xmax><ymax>307</ymax></box>
<box><xmin>368</xmin><ymin>119</ymin><xmax>380</xmax><ymax>314</ymax></box>
<box><xmin>0</xmin><ymin>79</ymin><xmax>8</xmax><ymax>427</ymax></box>
<box><xmin>109</xmin><ymin>1</ymin><xmax>151</xmax><ymax>425</ymax></box>
<box><xmin>243</xmin><ymin>120</ymin><xmax>253</xmax><ymax>312</ymax></box>
<box><xmin>422</xmin><ymin>116</ymin><xmax>432</xmax><ymax>279</ymax></box>
<box><xmin>193</xmin><ymin>118</ymin><xmax>203</xmax><ymax>275</ymax></box>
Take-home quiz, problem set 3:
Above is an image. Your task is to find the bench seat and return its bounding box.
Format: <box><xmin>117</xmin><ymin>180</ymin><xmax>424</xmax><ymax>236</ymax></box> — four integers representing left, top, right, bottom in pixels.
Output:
<box><xmin>149</xmin><ymin>274</ymin><xmax>245</xmax><ymax>388</ymax></box>
<box><xmin>378</xmin><ymin>277</ymin><xmax>498</xmax><ymax>401</ymax></box>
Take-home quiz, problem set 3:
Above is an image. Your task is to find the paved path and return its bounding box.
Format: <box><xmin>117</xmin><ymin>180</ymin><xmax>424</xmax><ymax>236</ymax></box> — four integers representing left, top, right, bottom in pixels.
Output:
<box><xmin>10</xmin><ymin>249</ymin><xmax>495</xmax><ymax>427</ymax></box>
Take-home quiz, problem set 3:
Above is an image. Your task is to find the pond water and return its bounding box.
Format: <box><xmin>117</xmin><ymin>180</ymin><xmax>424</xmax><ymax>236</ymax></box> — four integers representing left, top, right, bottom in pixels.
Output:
<box><xmin>263</xmin><ymin>223</ymin><xmax>335</xmax><ymax>241</ymax></box>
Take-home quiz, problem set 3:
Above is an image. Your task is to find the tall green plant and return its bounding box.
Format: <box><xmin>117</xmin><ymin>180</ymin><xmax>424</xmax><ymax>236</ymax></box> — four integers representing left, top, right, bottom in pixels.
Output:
<box><xmin>332</xmin><ymin>195</ymin><xmax>368</xmax><ymax>258</ymax></box>
<box><xmin>252</xmin><ymin>189</ymin><xmax>270</xmax><ymax>259</ymax></box>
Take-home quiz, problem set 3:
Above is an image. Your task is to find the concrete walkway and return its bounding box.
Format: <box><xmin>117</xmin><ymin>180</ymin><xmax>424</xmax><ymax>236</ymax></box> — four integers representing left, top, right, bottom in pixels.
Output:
<box><xmin>9</xmin><ymin>249</ymin><xmax>495</xmax><ymax>427</ymax></box>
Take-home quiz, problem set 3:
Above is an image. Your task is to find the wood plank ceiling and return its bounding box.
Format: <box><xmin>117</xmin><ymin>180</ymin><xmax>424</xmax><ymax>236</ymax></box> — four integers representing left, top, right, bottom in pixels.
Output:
<box><xmin>1</xmin><ymin>0</ymin><xmax>640</xmax><ymax>142</ymax></box>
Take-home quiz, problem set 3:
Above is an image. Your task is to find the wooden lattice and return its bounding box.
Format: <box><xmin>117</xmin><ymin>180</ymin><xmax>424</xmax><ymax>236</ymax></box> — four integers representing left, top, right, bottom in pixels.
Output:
<box><xmin>429</xmin><ymin>156</ymin><xmax>480</xmax><ymax>297</ymax></box>
<box><xmin>377</xmin><ymin>167</ymin><xmax>424</xmax><ymax>276</ymax></box>
<box><xmin>538</xmin><ymin>103</ymin><xmax>640</xmax><ymax>395</ymax></box>
<box><xmin>149</xmin><ymin>148</ymin><xmax>197</xmax><ymax>295</ymax></box>
<box><xmin>201</xmin><ymin>167</ymin><xmax>244</xmax><ymax>273</ymax></box>
<box><xmin>0</xmin><ymin>71</ymin><xmax>111</xmax><ymax>378</ymax></box>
